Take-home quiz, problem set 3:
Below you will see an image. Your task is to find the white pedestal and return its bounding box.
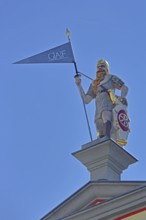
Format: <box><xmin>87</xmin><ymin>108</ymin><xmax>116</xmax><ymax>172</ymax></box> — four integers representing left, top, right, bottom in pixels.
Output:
<box><xmin>72</xmin><ymin>138</ymin><xmax>137</xmax><ymax>181</ymax></box>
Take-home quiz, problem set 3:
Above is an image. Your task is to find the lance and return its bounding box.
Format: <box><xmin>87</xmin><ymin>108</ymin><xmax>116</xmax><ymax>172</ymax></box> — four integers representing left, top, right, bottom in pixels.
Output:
<box><xmin>66</xmin><ymin>28</ymin><xmax>93</xmax><ymax>141</ymax></box>
<box><xmin>14</xmin><ymin>29</ymin><xmax>93</xmax><ymax>141</ymax></box>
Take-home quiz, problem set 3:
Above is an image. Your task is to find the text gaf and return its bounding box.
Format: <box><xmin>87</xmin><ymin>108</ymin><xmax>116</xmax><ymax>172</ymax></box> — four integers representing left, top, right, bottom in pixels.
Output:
<box><xmin>48</xmin><ymin>50</ymin><xmax>67</xmax><ymax>61</ymax></box>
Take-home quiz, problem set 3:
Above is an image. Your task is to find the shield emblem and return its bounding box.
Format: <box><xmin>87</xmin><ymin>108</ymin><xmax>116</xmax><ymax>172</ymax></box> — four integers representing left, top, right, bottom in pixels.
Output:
<box><xmin>111</xmin><ymin>97</ymin><xmax>130</xmax><ymax>146</ymax></box>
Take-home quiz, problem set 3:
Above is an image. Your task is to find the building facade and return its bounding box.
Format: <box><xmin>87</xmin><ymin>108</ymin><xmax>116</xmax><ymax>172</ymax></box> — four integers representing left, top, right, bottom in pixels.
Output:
<box><xmin>41</xmin><ymin>139</ymin><xmax>146</xmax><ymax>220</ymax></box>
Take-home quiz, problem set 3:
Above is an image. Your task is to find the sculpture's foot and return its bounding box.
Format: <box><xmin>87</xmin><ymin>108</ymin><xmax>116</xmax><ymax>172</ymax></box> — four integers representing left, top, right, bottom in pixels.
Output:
<box><xmin>96</xmin><ymin>136</ymin><xmax>110</xmax><ymax>143</ymax></box>
<box><xmin>99</xmin><ymin>135</ymin><xmax>105</xmax><ymax>138</ymax></box>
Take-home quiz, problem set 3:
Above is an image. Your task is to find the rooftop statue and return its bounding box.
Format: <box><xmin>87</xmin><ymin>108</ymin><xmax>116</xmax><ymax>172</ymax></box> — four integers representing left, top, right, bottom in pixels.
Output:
<box><xmin>75</xmin><ymin>59</ymin><xmax>130</xmax><ymax>146</ymax></box>
<box><xmin>14</xmin><ymin>30</ymin><xmax>130</xmax><ymax>146</ymax></box>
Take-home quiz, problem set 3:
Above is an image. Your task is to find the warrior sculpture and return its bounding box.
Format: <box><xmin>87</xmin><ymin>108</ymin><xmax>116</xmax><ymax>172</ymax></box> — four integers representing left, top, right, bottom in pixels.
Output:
<box><xmin>75</xmin><ymin>59</ymin><xmax>130</xmax><ymax>146</ymax></box>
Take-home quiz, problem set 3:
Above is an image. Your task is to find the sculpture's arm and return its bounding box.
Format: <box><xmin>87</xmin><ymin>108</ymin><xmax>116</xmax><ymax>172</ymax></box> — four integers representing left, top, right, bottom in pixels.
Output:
<box><xmin>120</xmin><ymin>84</ymin><xmax>128</xmax><ymax>98</ymax></box>
<box><xmin>75</xmin><ymin>76</ymin><xmax>93</xmax><ymax>104</ymax></box>
<box><xmin>111</xmin><ymin>75</ymin><xmax>128</xmax><ymax>98</ymax></box>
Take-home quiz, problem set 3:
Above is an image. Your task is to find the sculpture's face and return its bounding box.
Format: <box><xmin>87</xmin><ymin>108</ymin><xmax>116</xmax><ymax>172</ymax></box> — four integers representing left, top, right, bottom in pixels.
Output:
<box><xmin>97</xmin><ymin>63</ymin><xmax>106</xmax><ymax>72</ymax></box>
<box><xmin>96</xmin><ymin>60</ymin><xmax>109</xmax><ymax>75</ymax></box>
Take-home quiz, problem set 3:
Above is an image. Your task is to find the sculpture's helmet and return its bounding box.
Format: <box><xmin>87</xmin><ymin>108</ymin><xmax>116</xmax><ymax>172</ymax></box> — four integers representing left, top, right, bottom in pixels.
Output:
<box><xmin>97</xmin><ymin>59</ymin><xmax>110</xmax><ymax>75</ymax></box>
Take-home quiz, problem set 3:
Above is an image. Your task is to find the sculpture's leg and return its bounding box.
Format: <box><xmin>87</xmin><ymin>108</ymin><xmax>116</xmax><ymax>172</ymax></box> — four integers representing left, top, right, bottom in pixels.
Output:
<box><xmin>102</xmin><ymin>111</ymin><xmax>112</xmax><ymax>138</ymax></box>
<box><xmin>104</xmin><ymin>120</ymin><xmax>112</xmax><ymax>137</ymax></box>
<box><xmin>95</xmin><ymin>118</ymin><xmax>105</xmax><ymax>138</ymax></box>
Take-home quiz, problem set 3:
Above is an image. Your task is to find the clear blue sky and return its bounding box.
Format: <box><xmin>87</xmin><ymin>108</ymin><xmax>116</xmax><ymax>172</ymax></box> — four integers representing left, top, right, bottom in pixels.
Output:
<box><xmin>1</xmin><ymin>0</ymin><xmax>146</xmax><ymax>220</ymax></box>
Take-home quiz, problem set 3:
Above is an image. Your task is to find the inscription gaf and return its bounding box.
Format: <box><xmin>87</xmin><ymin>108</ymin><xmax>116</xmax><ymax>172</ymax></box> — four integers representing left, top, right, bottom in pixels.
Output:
<box><xmin>48</xmin><ymin>50</ymin><xmax>67</xmax><ymax>61</ymax></box>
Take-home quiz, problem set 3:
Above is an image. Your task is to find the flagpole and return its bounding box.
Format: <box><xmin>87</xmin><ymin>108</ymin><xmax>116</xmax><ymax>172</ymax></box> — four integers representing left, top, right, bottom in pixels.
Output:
<box><xmin>66</xmin><ymin>29</ymin><xmax>93</xmax><ymax>141</ymax></box>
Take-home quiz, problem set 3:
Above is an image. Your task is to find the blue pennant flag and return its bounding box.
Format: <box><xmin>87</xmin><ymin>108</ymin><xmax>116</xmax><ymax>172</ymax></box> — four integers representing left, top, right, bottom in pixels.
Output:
<box><xmin>14</xmin><ymin>42</ymin><xmax>75</xmax><ymax>64</ymax></box>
